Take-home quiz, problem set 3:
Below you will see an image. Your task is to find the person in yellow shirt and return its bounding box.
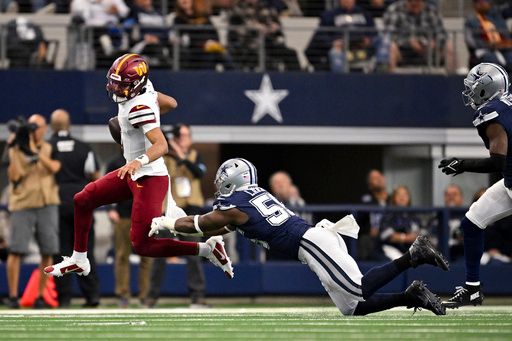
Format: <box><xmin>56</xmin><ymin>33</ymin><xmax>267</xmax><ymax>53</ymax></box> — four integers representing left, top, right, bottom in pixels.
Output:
<box><xmin>5</xmin><ymin>114</ymin><xmax>61</xmax><ymax>308</ymax></box>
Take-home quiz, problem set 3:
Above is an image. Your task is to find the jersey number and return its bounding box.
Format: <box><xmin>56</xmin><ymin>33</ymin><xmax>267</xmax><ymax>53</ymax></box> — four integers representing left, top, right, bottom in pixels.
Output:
<box><xmin>250</xmin><ymin>193</ymin><xmax>293</xmax><ymax>226</ymax></box>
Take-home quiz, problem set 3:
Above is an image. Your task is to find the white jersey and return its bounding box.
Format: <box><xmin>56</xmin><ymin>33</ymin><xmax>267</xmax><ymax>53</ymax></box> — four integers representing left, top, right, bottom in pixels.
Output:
<box><xmin>117</xmin><ymin>79</ymin><xmax>168</xmax><ymax>181</ymax></box>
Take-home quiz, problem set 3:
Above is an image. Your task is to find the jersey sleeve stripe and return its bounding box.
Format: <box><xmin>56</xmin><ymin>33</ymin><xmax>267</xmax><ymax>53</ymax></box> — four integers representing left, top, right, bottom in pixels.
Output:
<box><xmin>128</xmin><ymin>111</ymin><xmax>154</xmax><ymax>120</ymax></box>
<box><xmin>132</xmin><ymin>118</ymin><xmax>157</xmax><ymax>127</ymax></box>
<box><xmin>473</xmin><ymin>111</ymin><xmax>499</xmax><ymax>126</ymax></box>
<box><xmin>129</xmin><ymin>113</ymin><xmax>155</xmax><ymax>123</ymax></box>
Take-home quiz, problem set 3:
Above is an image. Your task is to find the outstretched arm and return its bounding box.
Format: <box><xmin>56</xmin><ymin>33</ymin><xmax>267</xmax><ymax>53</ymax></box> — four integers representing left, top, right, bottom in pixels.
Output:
<box><xmin>149</xmin><ymin>208</ymin><xmax>248</xmax><ymax>237</ymax></box>
<box><xmin>175</xmin><ymin>209</ymin><xmax>248</xmax><ymax>234</ymax></box>
<box><xmin>157</xmin><ymin>92</ymin><xmax>178</xmax><ymax>114</ymax></box>
<box><xmin>439</xmin><ymin>123</ymin><xmax>507</xmax><ymax>175</ymax></box>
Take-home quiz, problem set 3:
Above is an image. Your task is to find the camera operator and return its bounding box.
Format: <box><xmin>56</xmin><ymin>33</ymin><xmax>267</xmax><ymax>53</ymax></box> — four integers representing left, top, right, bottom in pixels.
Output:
<box><xmin>5</xmin><ymin>114</ymin><xmax>61</xmax><ymax>308</ymax></box>
<box><xmin>146</xmin><ymin>123</ymin><xmax>208</xmax><ymax>308</ymax></box>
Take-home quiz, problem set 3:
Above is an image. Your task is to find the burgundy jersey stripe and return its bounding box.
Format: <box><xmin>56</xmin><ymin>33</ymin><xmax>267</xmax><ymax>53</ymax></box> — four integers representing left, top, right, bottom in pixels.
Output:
<box><xmin>133</xmin><ymin>119</ymin><xmax>157</xmax><ymax>128</ymax></box>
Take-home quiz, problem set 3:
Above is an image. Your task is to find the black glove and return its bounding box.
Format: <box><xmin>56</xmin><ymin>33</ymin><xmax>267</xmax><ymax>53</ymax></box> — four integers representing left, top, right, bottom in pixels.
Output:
<box><xmin>438</xmin><ymin>157</ymin><xmax>464</xmax><ymax>175</ymax></box>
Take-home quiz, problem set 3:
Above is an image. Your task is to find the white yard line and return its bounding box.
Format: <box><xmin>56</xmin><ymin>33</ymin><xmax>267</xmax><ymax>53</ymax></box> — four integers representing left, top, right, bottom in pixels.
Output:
<box><xmin>0</xmin><ymin>306</ymin><xmax>510</xmax><ymax>316</ymax></box>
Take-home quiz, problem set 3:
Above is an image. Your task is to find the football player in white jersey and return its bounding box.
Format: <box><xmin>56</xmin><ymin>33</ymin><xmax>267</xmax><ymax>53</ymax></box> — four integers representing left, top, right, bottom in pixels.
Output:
<box><xmin>45</xmin><ymin>54</ymin><xmax>233</xmax><ymax>279</ymax></box>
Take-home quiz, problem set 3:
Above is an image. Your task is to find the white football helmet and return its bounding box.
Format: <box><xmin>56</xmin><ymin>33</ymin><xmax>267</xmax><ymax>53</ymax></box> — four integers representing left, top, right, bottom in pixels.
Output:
<box><xmin>462</xmin><ymin>63</ymin><xmax>509</xmax><ymax>109</ymax></box>
<box><xmin>214</xmin><ymin>158</ymin><xmax>258</xmax><ymax>196</ymax></box>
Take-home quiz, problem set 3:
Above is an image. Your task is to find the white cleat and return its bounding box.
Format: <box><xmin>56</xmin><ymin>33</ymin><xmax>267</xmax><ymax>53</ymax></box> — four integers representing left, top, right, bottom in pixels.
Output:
<box><xmin>44</xmin><ymin>256</ymin><xmax>91</xmax><ymax>277</ymax></box>
<box><xmin>205</xmin><ymin>236</ymin><xmax>234</xmax><ymax>279</ymax></box>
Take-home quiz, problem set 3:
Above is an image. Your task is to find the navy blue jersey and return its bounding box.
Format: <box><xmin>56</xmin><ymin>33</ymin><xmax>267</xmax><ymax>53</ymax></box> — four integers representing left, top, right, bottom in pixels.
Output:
<box><xmin>213</xmin><ymin>186</ymin><xmax>311</xmax><ymax>259</ymax></box>
<box><xmin>473</xmin><ymin>96</ymin><xmax>512</xmax><ymax>188</ymax></box>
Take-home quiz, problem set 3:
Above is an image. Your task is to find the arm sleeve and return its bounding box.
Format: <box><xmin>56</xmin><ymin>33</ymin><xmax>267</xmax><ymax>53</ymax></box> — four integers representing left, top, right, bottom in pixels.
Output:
<box><xmin>461</xmin><ymin>153</ymin><xmax>506</xmax><ymax>173</ymax></box>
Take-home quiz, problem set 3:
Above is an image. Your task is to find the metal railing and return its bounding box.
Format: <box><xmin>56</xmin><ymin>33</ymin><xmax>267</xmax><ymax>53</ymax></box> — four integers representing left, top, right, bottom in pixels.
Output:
<box><xmin>0</xmin><ymin>23</ymin><xmax>469</xmax><ymax>73</ymax></box>
<box><xmin>7</xmin><ymin>19</ymin><xmax>509</xmax><ymax>74</ymax></box>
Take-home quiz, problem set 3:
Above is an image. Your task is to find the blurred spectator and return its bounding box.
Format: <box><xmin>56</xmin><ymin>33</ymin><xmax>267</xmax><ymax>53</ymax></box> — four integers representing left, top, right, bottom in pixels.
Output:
<box><xmin>356</xmin><ymin>169</ymin><xmax>388</xmax><ymax>260</ymax></box>
<box><xmin>71</xmin><ymin>0</ymin><xmax>130</xmax><ymax>68</ymax></box>
<box><xmin>228</xmin><ymin>0</ymin><xmax>301</xmax><ymax>71</ymax></box>
<box><xmin>124</xmin><ymin>0</ymin><xmax>172</xmax><ymax>68</ymax></box>
<box><xmin>5</xmin><ymin>114</ymin><xmax>61</xmax><ymax>308</ymax></box>
<box><xmin>267</xmin><ymin>171</ymin><xmax>311</xmax><ymax>260</ymax></box>
<box><xmin>0</xmin><ymin>188</ymin><xmax>10</xmax><ymax>264</ymax></box>
<box><xmin>6</xmin><ymin>17</ymin><xmax>49</xmax><ymax>68</ymax></box>
<box><xmin>359</xmin><ymin>0</ymin><xmax>394</xmax><ymax>18</ymax></box>
<box><xmin>305</xmin><ymin>0</ymin><xmax>377</xmax><ymax>72</ymax></box>
<box><xmin>384</xmin><ymin>0</ymin><xmax>455</xmax><ymax>72</ymax></box>
<box><xmin>264</xmin><ymin>0</ymin><xmax>302</xmax><ymax>17</ymax></box>
<box><xmin>443</xmin><ymin>184</ymin><xmax>465</xmax><ymax>262</ymax></box>
<box><xmin>1</xmin><ymin>0</ymin><xmax>48</xmax><ymax>12</ymax></box>
<box><xmin>146</xmin><ymin>124</ymin><xmax>208</xmax><ymax>308</ymax></box>
<box><xmin>465</xmin><ymin>0</ymin><xmax>512</xmax><ymax>72</ymax></box>
<box><xmin>269</xmin><ymin>171</ymin><xmax>312</xmax><ymax>224</ymax></box>
<box><xmin>71</xmin><ymin>0</ymin><xmax>129</xmax><ymax>26</ymax></box>
<box><xmin>168</xmin><ymin>0</ymin><xmax>232</xmax><ymax>70</ymax></box>
<box><xmin>106</xmin><ymin>150</ymin><xmax>153</xmax><ymax>308</ymax></box>
<box><xmin>380</xmin><ymin>185</ymin><xmax>420</xmax><ymax>260</ymax></box>
<box><xmin>49</xmin><ymin>109</ymin><xmax>101</xmax><ymax>308</ymax></box>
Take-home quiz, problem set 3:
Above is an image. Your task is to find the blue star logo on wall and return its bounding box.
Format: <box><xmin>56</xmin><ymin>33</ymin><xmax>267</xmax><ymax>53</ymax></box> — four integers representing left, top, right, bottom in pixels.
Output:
<box><xmin>244</xmin><ymin>74</ymin><xmax>289</xmax><ymax>123</ymax></box>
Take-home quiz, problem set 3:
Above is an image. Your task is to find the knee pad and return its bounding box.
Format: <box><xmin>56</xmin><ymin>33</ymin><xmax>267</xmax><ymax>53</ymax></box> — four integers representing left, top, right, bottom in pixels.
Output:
<box><xmin>73</xmin><ymin>182</ymin><xmax>97</xmax><ymax>209</ymax></box>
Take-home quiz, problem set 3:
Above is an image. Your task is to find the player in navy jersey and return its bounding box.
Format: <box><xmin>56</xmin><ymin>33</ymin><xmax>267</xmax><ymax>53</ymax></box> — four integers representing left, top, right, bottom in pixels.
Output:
<box><xmin>151</xmin><ymin>158</ymin><xmax>449</xmax><ymax>316</ymax></box>
<box><xmin>439</xmin><ymin>62</ymin><xmax>512</xmax><ymax>308</ymax></box>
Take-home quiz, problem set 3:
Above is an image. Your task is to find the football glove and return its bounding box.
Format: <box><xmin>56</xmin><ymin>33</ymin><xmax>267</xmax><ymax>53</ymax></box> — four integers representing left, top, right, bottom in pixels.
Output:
<box><xmin>438</xmin><ymin>157</ymin><xmax>464</xmax><ymax>176</ymax></box>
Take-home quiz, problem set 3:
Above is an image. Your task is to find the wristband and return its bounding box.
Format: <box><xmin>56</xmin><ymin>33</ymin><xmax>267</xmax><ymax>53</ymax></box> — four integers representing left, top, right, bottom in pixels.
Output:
<box><xmin>193</xmin><ymin>215</ymin><xmax>203</xmax><ymax>234</ymax></box>
<box><xmin>136</xmin><ymin>154</ymin><xmax>150</xmax><ymax>166</ymax></box>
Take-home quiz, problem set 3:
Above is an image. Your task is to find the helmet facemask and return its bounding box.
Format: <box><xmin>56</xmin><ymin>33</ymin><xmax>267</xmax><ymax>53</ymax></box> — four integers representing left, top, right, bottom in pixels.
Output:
<box><xmin>462</xmin><ymin>77</ymin><xmax>479</xmax><ymax>109</ymax></box>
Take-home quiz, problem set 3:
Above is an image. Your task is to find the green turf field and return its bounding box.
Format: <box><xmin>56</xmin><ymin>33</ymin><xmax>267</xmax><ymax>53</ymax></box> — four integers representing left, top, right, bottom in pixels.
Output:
<box><xmin>0</xmin><ymin>306</ymin><xmax>511</xmax><ymax>340</ymax></box>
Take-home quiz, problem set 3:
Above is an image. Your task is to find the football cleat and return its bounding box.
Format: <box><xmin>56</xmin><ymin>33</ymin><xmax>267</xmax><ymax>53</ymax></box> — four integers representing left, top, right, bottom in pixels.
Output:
<box><xmin>405</xmin><ymin>280</ymin><xmax>446</xmax><ymax>315</ymax></box>
<box><xmin>442</xmin><ymin>284</ymin><xmax>484</xmax><ymax>309</ymax></box>
<box><xmin>44</xmin><ymin>256</ymin><xmax>91</xmax><ymax>277</ymax></box>
<box><xmin>205</xmin><ymin>236</ymin><xmax>234</xmax><ymax>279</ymax></box>
<box><xmin>409</xmin><ymin>235</ymin><xmax>449</xmax><ymax>271</ymax></box>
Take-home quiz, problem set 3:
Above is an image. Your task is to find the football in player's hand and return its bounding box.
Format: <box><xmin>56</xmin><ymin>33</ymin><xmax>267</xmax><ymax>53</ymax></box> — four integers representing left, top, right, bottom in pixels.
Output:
<box><xmin>108</xmin><ymin>116</ymin><xmax>122</xmax><ymax>145</ymax></box>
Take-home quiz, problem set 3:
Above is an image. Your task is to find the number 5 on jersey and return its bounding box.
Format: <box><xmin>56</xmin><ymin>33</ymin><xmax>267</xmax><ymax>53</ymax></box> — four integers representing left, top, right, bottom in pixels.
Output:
<box><xmin>250</xmin><ymin>193</ymin><xmax>294</xmax><ymax>226</ymax></box>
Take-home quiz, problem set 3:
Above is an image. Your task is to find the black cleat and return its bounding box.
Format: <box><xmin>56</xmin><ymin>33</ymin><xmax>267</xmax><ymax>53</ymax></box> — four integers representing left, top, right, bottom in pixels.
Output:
<box><xmin>3</xmin><ymin>296</ymin><xmax>19</xmax><ymax>309</ymax></box>
<box><xmin>405</xmin><ymin>280</ymin><xmax>446</xmax><ymax>315</ymax></box>
<box><xmin>409</xmin><ymin>235</ymin><xmax>449</xmax><ymax>271</ymax></box>
<box><xmin>442</xmin><ymin>284</ymin><xmax>484</xmax><ymax>309</ymax></box>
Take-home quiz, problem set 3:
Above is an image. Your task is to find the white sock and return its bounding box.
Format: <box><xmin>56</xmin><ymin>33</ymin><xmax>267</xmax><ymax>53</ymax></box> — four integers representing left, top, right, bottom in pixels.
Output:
<box><xmin>72</xmin><ymin>250</ymin><xmax>87</xmax><ymax>262</ymax></box>
<box><xmin>198</xmin><ymin>243</ymin><xmax>211</xmax><ymax>257</ymax></box>
<box><xmin>466</xmin><ymin>281</ymin><xmax>480</xmax><ymax>286</ymax></box>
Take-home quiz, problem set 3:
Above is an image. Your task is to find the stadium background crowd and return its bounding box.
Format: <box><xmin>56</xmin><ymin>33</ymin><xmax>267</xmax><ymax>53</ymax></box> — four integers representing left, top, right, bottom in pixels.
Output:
<box><xmin>0</xmin><ymin>0</ymin><xmax>512</xmax><ymax>308</ymax></box>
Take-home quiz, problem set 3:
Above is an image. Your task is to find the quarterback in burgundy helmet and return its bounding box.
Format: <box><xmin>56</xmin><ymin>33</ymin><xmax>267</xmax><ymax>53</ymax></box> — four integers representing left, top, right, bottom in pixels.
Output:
<box><xmin>45</xmin><ymin>54</ymin><xmax>233</xmax><ymax>279</ymax></box>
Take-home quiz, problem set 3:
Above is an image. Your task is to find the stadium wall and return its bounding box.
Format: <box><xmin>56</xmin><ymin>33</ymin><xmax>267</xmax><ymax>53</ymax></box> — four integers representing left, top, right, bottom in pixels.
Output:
<box><xmin>1</xmin><ymin>263</ymin><xmax>511</xmax><ymax>297</ymax></box>
<box><xmin>1</xmin><ymin>70</ymin><xmax>472</xmax><ymax>128</ymax></box>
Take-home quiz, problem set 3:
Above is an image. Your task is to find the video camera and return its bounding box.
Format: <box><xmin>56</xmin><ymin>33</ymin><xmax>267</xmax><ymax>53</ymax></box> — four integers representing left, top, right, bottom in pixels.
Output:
<box><xmin>6</xmin><ymin>116</ymin><xmax>39</xmax><ymax>157</ymax></box>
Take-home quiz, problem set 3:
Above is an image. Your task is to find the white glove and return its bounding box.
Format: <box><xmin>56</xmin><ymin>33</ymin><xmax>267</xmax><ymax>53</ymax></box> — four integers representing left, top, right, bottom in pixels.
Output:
<box><xmin>149</xmin><ymin>216</ymin><xmax>177</xmax><ymax>237</ymax></box>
